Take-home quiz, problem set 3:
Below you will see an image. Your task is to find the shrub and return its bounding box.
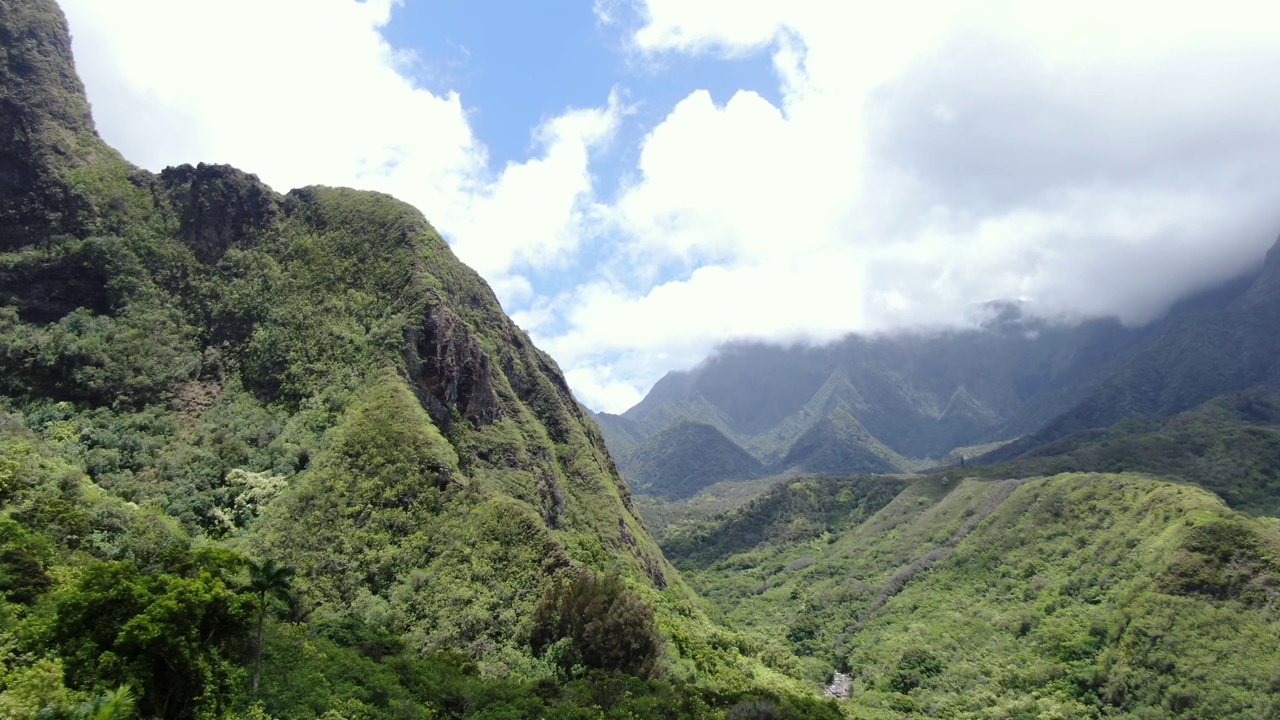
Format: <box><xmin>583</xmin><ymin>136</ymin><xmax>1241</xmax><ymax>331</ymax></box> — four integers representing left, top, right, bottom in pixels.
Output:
<box><xmin>530</xmin><ymin>569</ymin><xmax>663</xmax><ymax>679</ymax></box>
<box><xmin>886</xmin><ymin>647</ymin><xmax>944</xmax><ymax>694</ymax></box>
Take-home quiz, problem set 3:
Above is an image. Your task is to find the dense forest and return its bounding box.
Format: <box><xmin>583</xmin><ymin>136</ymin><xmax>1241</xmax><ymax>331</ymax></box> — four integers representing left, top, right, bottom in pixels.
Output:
<box><xmin>4</xmin><ymin>1</ymin><xmax>1280</xmax><ymax>718</ymax></box>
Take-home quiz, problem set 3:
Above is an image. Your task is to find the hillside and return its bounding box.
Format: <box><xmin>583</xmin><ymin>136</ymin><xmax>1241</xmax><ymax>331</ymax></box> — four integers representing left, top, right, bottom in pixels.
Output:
<box><xmin>970</xmin><ymin>392</ymin><xmax>1280</xmax><ymax>516</ymax></box>
<box><xmin>986</xmin><ymin>245</ymin><xmax>1280</xmax><ymax>463</ymax></box>
<box><xmin>776</xmin><ymin>409</ymin><xmax>906</xmax><ymax>477</ymax></box>
<box><xmin>618</xmin><ymin>419</ymin><xmax>765</xmax><ymax>499</ymax></box>
<box><xmin>0</xmin><ymin>2</ymin><xmax>833</xmax><ymax>717</ymax></box>
<box><xmin>664</xmin><ymin>469</ymin><xmax>1280</xmax><ymax>717</ymax></box>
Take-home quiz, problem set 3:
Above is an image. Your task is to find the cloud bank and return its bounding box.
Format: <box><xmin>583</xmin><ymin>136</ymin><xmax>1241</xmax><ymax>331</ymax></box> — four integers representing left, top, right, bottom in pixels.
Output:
<box><xmin>61</xmin><ymin>0</ymin><xmax>1280</xmax><ymax>412</ymax></box>
<box><xmin>554</xmin><ymin>0</ymin><xmax>1280</xmax><ymax>410</ymax></box>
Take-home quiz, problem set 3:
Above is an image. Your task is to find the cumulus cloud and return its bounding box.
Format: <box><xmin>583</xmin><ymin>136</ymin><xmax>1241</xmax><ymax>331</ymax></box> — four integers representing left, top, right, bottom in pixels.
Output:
<box><xmin>544</xmin><ymin>0</ymin><xmax>1280</xmax><ymax>411</ymax></box>
<box><xmin>447</xmin><ymin>94</ymin><xmax>623</xmax><ymax>280</ymax></box>
<box><xmin>64</xmin><ymin>0</ymin><xmax>479</xmax><ymax>202</ymax></box>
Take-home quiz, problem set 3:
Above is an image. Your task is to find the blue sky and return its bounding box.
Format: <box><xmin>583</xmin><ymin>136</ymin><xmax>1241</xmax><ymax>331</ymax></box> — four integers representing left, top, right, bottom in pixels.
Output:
<box><xmin>62</xmin><ymin>0</ymin><xmax>1280</xmax><ymax>412</ymax></box>
<box><xmin>375</xmin><ymin>0</ymin><xmax>784</xmax><ymax>307</ymax></box>
<box><xmin>382</xmin><ymin>1</ymin><xmax>781</xmax><ymax>181</ymax></box>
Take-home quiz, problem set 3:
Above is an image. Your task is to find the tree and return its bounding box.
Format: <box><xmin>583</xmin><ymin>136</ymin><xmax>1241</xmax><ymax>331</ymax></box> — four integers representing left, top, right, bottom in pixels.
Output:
<box><xmin>530</xmin><ymin>569</ymin><xmax>663</xmax><ymax>679</ymax></box>
<box><xmin>53</xmin><ymin>552</ymin><xmax>253</xmax><ymax>719</ymax></box>
<box><xmin>77</xmin><ymin>685</ymin><xmax>135</xmax><ymax>720</ymax></box>
<box><xmin>247</xmin><ymin>558</ymin><xmax>294</xmax><ymax>692</ymax></box>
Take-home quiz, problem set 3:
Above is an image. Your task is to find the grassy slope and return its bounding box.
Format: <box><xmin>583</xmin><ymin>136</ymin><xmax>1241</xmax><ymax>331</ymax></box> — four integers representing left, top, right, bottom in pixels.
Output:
<box><xmin>971</xmin><ymin>393</ymin><xmax>1280</xmax><ymax>516</ymax></box>
<box><xmin>666</xmin><ymin>469</ymin><xmax>1280</xmax><ymax>718</ymax></box>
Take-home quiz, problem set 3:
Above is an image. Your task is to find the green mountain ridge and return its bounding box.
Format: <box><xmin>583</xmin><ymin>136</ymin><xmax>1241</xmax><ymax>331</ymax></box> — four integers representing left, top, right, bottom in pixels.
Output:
<box><xmin>775</xmin><ymin>409</ymin><xmax>904</xmax><ymax>477</ymax></box>
<box><xmin>600</xmin><ymin>251</ymin><xmax>1274</xmax><ymax>495</ymax></box>
<box><xmin>985</xmin><ymin>245</ymin><xmax>1280</xmax><ymax>464</ymax></box>
<box><xmin>0</xmin><ymin>3</ymin><xmax>833</xmax><ymax>717</ymax></box>
<box><xmin>649</xmin><ymin>391</ymin><xmax>1280</xmax><ymax>715</ymax></box>
<box><xmin>970</xmin><ymin>392</ymin><xmax>1280</xmax><ymax>516</ymax></box>
<box><xmin>663</xmin><ymin>465</ymin><xmax>1280</xmax><ymax>717</ymax></box>
<box><xmin>619</xmin><ymin>419</ymin><xmax>766</xmax><ymax>500</ymax></box>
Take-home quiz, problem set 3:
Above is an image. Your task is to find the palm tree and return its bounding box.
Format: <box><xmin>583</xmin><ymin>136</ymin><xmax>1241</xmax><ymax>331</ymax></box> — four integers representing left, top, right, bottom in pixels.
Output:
<box><xmin>247</xmin><ymin>558</ymin><xmax>294</xmax><ymax>692</ymax></box>
<box><xmin>78</xmin><ymin>685</ymin><xmax>135</xmax><ymax>720</ymax></box>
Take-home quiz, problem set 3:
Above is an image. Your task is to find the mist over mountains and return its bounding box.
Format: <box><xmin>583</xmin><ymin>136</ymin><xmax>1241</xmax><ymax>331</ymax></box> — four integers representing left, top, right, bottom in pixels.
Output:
<box><xmin>598</xmin><ymin>256</ymin><xmax>1279</xmax><ymax>498</ymax></box>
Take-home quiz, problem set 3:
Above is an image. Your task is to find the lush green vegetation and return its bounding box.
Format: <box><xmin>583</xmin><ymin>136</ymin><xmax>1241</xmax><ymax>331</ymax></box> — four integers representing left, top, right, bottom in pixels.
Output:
<box><xmin>0</xmin><ymin>406</ymin><xmax>837</xmax><ymax>719</ymax></box>
<box><xmin>661</xmin><ymin>475</ymin><xmax>911</xmax><ymax>569</ymax></box>
<box><xmin>8</xmin><ymin>1</ymin><xmax>1280</xmax><ymax>718</ymax></box>
<box><xmin>632</xmin><ymin>474</ymin><xmax>793</xmax><ymax>542</ymax></box>
<box><xmin>621</xmin><ymin>419</ymin><xmax>765</xmax><ymax>500</ymax></box>
<box><xmin>971</xmin><ymin>393</ymin><xmax>1280</xmax><ymax>516</ymax></box>
<box><xmin>0</xmin><ymin>2</ymin><xmax>834</xmax><ymax>716</ymax></box>
<box><xmin>662</xmin><ymin>466</ymin><xmax>1280</xmax><ymax>718</ymax></box>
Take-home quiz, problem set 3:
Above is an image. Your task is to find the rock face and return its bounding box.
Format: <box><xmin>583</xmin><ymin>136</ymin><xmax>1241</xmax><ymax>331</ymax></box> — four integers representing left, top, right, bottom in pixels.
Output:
<box><xmin>405</xmin><ymin>303</ymin><xmax>502</xmax><ymax>431</ymax></box>
<box><xmin>0</xmin><ymin>0</ymin><xmax>112</xmax><ymax>248</ymax></box>
<box><xmin>824</xmin><ymin>671</ymin><xmax>851</xmax><ymax>699</ymax></box>
<box><xmin>159</xmin><ymin>163</ymin><xmax>280</xmax><ymax>264</ymax></box>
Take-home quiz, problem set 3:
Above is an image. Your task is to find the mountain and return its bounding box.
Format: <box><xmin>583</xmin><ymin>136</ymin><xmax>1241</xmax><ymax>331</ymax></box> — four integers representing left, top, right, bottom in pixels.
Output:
<box><xmin>618</xmin><ymin>419</ymin><xmax>765</xmax><ymax>499</ymax></box>
<box><xmin>775</xmin><ymin>408</ymin><xmax>905</xmax><ymax>476</ymax></box>
<box><xmin>971</xmin><ymin>392</ymin><xmax>1280</xmax><ymax>516</ymax></box>
<box><xmin>986</xmin><ymin>238</ymin><xmax>1280</xmax><ymax>462</ymax></box>
<box><xmin>582</xmin><ymin>405</ymin><xmax>646</xmax><ymax>457</ymax></box>
<box><xmin>0</xmin><ymin>0</ymin><xmax>118</xmax><ymax>249</ymax></box>
<box><xmin>0</xmin><ymin>3</ymin><xmax>833</xmax><ymax>717</ymax></box>
<box><xmin>8</xmin><ymin>2</ymin><xmax>1280</xmax><ymax>718</ymax></box>
<box><xmin>600</xmin><ymin>255</ymin><xmax>1270</xmax><ymax>492</ymax></box>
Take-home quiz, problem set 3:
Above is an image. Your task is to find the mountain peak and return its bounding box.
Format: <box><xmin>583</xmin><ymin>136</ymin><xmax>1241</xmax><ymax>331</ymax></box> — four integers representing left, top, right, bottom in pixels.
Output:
<box><xmin>620</xmin><ymin>418</ymin><xmax>764</xmax><ymax>499</ymax></box>
<box><xmin>0</xmin><ymin>0</ymin><xmax>117</xmax><ymax>247</ymax></box>
<box><xmin>1238</xmin><ymin>231</ymin><xmax>1280</xmax><ymax>307</ymax></box>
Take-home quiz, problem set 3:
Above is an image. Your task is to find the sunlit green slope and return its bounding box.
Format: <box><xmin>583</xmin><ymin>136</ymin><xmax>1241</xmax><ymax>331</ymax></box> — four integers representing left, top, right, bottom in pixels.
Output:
<box><xmin>668</xmin><ymin>470</ymin><xmax>1280</xmax><ymax>718</ymax></box>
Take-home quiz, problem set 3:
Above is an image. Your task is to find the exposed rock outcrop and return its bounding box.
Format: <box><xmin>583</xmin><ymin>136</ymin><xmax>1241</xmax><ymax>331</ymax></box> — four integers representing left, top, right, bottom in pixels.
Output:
<box><xmin>405</xmin><ymin>302</ymin><xmax>502</xmax><ymax>431</ymax></box>
<box><xmin>159</xmin><ymin>163</ymin><xmax>279</xmax><ymax>263</ymax></box>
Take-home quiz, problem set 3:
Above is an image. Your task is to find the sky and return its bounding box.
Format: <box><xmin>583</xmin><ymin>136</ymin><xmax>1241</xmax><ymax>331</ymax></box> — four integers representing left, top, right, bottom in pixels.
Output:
<box><xmin>60</xmin><ymin>0</ymin><xmax>1280</xmax><ymax>413</ymax></box>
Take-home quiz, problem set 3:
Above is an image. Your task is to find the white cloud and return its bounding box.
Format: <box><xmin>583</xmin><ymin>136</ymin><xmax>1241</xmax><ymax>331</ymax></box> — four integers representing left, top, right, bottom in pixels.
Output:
<box><xmin>447</xmin><ymin>94</ymin><xmax>623</xmax><ymax>279</ymax></box>
<box><xmin>64</xmin><ymin>0</ymin><xmax>479</xmax><ymax>203</ymax></box>
<box><xmin>631</xmin><ymin>0</ymin><xmax>788</xmax><ymax>54</ymax></box>
<box><xmin>535</xmin><ymin>0</ymin><xmax>1280</xmax><ymax>411</ymax></box>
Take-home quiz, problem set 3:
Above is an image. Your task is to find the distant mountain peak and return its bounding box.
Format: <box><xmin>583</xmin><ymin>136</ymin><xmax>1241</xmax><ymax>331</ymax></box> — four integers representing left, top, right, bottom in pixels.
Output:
<box><xmin>1238</xmin><ymin>231</ymin><xmax>1280</xmax><ymax>307</ymax></box>
<box><xmin>619</xmin><ymin>418</ymin><xmax>764</xmax><ymax>499</ymax></box>
<box><xmin>975</xmin><ymin>298</ymin><xmax>1045</xmax><ymax>334</ymax></box>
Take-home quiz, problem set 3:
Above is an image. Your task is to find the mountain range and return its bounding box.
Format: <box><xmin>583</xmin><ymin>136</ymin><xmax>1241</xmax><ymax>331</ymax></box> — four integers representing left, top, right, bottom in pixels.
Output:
<box><xmin>0</xmin><ymin>3</ymin><xmax>825</xmax><ymax>716</ymax></box>
<box><xmin>597</xmin><ymin>257</ymin><xmax>1279</xmax><ymax>499</ymax></box>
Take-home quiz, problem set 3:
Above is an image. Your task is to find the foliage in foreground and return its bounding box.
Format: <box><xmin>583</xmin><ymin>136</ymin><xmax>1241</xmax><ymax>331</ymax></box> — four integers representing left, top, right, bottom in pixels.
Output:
<box><xmin>531</xmin><ymin>569</ymin><xmax>664</xmax><ymax>679</ymax></box>
<box><xmin>0</xmin><ymin>409</ymin><xmax>838</xmax><ymax>719</ymax></box>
